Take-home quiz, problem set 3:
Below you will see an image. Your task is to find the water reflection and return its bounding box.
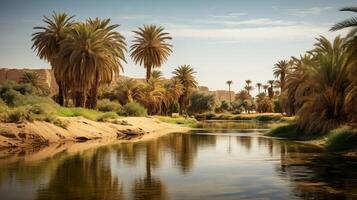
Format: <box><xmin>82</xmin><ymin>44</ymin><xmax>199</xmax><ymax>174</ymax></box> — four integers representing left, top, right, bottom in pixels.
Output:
<box><xmin>0</xmin><ymin>121</ymin><xmax>356</xmax><ymax>200</ymax></box>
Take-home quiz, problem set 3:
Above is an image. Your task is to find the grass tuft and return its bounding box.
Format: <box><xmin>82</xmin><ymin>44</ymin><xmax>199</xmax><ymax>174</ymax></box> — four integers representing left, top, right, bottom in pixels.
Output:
<box><xmin>326</xmin><ymin>126</ymin><xmax>357</xmax><ymax>152</ymax></box>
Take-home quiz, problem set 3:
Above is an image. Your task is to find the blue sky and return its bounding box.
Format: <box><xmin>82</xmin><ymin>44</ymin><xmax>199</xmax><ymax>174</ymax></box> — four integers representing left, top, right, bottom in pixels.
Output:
<box><xmin>0</xmin><ymin>0</ymin><xmax>354</xmax><ymax>91</ymax></box>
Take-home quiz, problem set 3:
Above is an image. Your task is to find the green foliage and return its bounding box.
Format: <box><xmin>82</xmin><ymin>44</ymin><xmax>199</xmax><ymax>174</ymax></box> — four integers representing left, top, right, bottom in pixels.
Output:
<box><xmin>120</xmin><ymin>102</ymin><xmax>147</xmax><ymax>117</ymax></box>
<box><xmin>269</xmin><ymin>123</ymin><xmax>300</xmax><ymax>139</ymax></box>
<box><xmin>154</xmin><ymin>116</ymin><xmax>197</xmax><ymax>127</ymax></box>
<box><xmin>273</xmin><ymin>99</ymin><xmax>281</xmax><ymax>113</ymax></box>
<box><xmin>255</xmin><ymin>115</ymin><xmax>281</xmax><ymax>121</ymax></box>
<box><xmin>188</xmin><ymin>92</ymin><xmax>218</xmax><ymax>114</ymax></box>
<box><xmin>218</xmin><ymin>100</ymin><xmax>233</xmax><ymax>112</ymax></box>
<box><xmin>97</xmin><ymin>99</ymin><xmax>121</xmax><ymax>112</ymax></box>
<box><xmin>97</xmin><ymin>112</ymin><xmax>119</xmax><ymax>122</ymax></box>
<box><xmin>326</xmin><ymin>126</ymin><xmax>357</xmax><ymax>151</ymax></box>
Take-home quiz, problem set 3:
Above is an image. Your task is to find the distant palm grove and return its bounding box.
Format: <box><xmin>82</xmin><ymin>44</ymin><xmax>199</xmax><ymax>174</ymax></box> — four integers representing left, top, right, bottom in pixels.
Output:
<box><xmin>5</xmin><ymin>8</ymin><xmax>354</xmax><ymax>135</ymax></box>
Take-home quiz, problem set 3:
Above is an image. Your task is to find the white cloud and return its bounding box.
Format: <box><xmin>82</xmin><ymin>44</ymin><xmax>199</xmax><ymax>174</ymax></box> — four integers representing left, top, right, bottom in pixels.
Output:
<box><xmin>196</xmin><ymin>18</ymin><xmax>297</xmax><ymax>26</ymax></box>
<box><xmin>287</xmin><ymin>7</ymin><xmax>332</xmax><ymax>17</ymax></box>
<box><xmin>116</xmin><ymin>15</ymin><xmax>152</xmax><ymax>20</ymax></box>
<box><xmin>167</xmin><ymin>25</ymin><xmax>342</xmax><ymax>41</ymax></box>
<box><xmin>211</xmin><ymin>12</ymin><xmax>248</xmax><ymax>18</ymax></box>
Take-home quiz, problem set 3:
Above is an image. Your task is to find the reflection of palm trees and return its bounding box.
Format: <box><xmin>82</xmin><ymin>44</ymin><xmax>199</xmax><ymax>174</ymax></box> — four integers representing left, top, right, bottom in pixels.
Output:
<box><xmin>275</xmin><ymin>144</ymin><xmax>356</xmax><ymax>199</ymax></box>
<box><xmin>236</xmin><ymin>136</ymin><xmax>252</xmax><ymax>151</ymax></box>
<box><xmin>36</xmin><ymin>150</ymin><xmax>123</xmax><ymax>200</ymax></box>
<box><xmin>131</xmin><ymin>142</ymin><xmax>168</xmax><ymax>200</ymax></box>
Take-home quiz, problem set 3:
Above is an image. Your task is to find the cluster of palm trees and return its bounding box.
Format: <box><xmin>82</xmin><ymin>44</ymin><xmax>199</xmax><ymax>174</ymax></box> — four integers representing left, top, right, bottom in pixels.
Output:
<box><xmin>104</xmin><ymin>65</ymin><xmax>197</xmax><ymax>115</ymax></box>
<box><xmin>273</xmin><ymin>7</ymin><xmax>357</xmax><ymax>134</ymax></box>
<box><xmin>32</xmin><ymin>12</ymin><xmax>180</xmax><ymax>109</ymax></box>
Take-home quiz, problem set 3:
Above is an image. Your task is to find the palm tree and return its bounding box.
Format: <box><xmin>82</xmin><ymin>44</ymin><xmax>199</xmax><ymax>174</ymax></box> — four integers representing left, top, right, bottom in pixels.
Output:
<box><xmin>267</xmin><ymin>80</ymin><xmax>275</xmax><ymax>99</ymax></box>
<box><xmin>244</xmin><ymin>85</ymin><xmax>253</xmax><ymax>95</ymax></box>
<box><xmin>113</xmin><ymin>78</ymin><xmax>143</xmax><ymax>105</ymax></box>
<box><xmin>173</xmin><ymin>65</ymin><xmax>198</xmax><ymax>115</ymax></box>
<box><xmin>273</xmin><ymin>60</ymin><xmax>290</xmax><ymax>92</ymax></box>
<box><xmin>130</xmin><ymin>25</ymin><xmax>172</xmax><ymax>81</ymax></box>
<box><xmin>55</xmin><ymin>20</ymin><xmax>126</xmax><ymax>107</ymax></box>
<box><xmin>263</xmin><ymin>85</ymin><xmax>269</xmax><ymax>94</ymax></box>
<box><xmin>245</xmin><ymin>80</ymin><xmax>252</xmax><ymax>87</ymax></box>
<box><xmin>226</xmin><ymin>80</ymin><xmax>233</xmax><ymax>104</ymax></box>
<box><xmin>19</xmin><ymin>72</ymin><xmax>49</xmax><ymax>95</ymax></box>
<box><xmin>31</xmin><ymin>12</ymin><xmax>74</xmax><ymax>106</ymax></box>
<box><xmin>256</xmin><ymin>82</ymin><xmax>262</xmax><ymax>93</ymax></box>
<box><xmin>330</xmin><ymin>7</ymin><xmax>357</xmax><ymax>31</ymax></box>
<box><xmin>162</xmin><ymin>78</ymin><xmax>183</xmax><ymax>115</ymax></box>
<box><xmin>151</xmin><ymin>70</ymin><xmax>163</xmax><ymax>79</ymax></box>
<box><xmin>285</xmin><ymin>36</ymin><xmax>356</xmax><ymax>133</ymax></box>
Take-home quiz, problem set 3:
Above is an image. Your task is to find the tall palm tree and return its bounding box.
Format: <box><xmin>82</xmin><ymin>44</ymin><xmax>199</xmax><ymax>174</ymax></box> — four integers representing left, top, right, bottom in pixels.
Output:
<box><xmin>273</xmin><ymin>60</ymin><xmax>290</xmax><ymax>92</ymax></box>
<box><xmin>244</xmin><ymin>85</ymin><xmax>253</xmax><ymax>95</ymax></box>
<box><xmin>173</xmin><ymin>65</ymin><xmax>198</xmax><ymax>115</ymax></box>
<box><xmin>245</xmin><ymin>80</ymin><xmax>252</xmax><ymax>87</ymax></box>
<box><xmin>226</xmin><ymin>80</ymin><xmax>233</xmax><ymax>104</ymax></box>
<box><xmin>256</xmin><ymin>82</ymin><xmax>262</xmax><ymax>93</ymax></box>
<box><xmin>31</xmin><ymin>12</ymin><xmax>74</xmax><ymax>106</ymax></box>
<box><xmin>267</xmin><ymin>80</ymin><xmax>275</xmax><ymax>99</ymax></box>
<box><xmin>55</xmin><ymin>20</ymin><xmax>126</xmax><ymax>107</ymax></box>
<box><xmin>130</xmin><ymin>25</ymin><xmax>172</xmax><ymax>81</ymax></box>
<box><xmin>330</xmin><ymin>7</ymin><xmax>357</xmax><ymax>123</ymax></box>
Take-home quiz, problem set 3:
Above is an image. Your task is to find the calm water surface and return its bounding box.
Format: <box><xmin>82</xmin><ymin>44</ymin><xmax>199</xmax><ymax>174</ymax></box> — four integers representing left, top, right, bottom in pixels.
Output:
<box><xmin>0</xmin><ymin>121</ymin><xmax>356</xmax><ymax>200</ymax></box>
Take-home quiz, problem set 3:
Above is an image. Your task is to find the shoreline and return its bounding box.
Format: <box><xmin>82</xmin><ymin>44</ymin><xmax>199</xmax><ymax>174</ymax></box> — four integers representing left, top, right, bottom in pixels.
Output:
<box><xmin>0</xmin><ymin>116</ymin><xmax>191</xmax><ymax>149</ymax></box>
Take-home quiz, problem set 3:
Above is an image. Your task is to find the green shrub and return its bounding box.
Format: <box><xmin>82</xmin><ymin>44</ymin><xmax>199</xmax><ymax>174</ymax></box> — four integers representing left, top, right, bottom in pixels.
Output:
<box><xmin>155</xmin><ymin>116</ymin><xmax>197</xmax><ymax>127</ymax></box>
<box><xmin>269</xmin><ymin>123</ymin><xmax>300</xmax><ymax>139</ymax></box>
<box><xmin>120</xmin><ymin>102</ymin><xmax>147</xmax><ymax>117</ymax></box>
<box><xmin>194</xmin><ymin>112</ymin><xmax>216</xmax><ymax>120</ymax></box>
<box><xmin>97</xmin><ymin>112</ymin><xmax>119</xmax><ymax>122</ymax></box>
<box><xmin>188</xmin><ymin>92</ymin><xmax>219</xmax><ymax>114</ymax></box>
<box><xmin>255</xmin><ymin>115</ymin><xmax>281</xmax><ymax>122</ymax></box>
<box><xmin>97</xmin><ymin>99</ymin><xmax>121</xmax><ymax>112</ymax></box>
<box><xmin>326</xmin><ymin>126</ymin><xmax>357</xmax><ymax>152</ymax></box>
<box><xmin>6</xmin><ymin>106</ymin><xmax>33</xmax><ymax>123</ymax></box>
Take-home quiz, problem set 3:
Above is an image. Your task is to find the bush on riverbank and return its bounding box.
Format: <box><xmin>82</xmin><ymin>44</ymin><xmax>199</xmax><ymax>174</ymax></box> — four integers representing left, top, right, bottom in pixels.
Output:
<box><xmin>326</xmin><ymin>126</ymin><xmax>357</xmax><ymax>152</ymax></box>
<box><xmin>269</xmin><ymin>123</ymin><xmax>300</xmax><ymax>139</ymax></box>
<box><xmin>154</xmin><ymin>115</ymin><xmax>197</xmax><ymax>127</ymax></box>
<box><xmin>119</xmin><ymin>102</ymin><xmax>147</xmax><ymax>117</ymax></box>
<box><xmin>194</xmin><ymin>112</ymin><xmax>283</xmax><ymax>122</ymax></box>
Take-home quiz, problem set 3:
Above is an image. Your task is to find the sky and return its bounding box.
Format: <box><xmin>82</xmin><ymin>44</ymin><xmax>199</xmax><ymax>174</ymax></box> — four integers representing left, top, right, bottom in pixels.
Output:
<box><xmin>0</xmin><ymin>0</ymin><xmax>354</xmax><ymax>92</ymax></box>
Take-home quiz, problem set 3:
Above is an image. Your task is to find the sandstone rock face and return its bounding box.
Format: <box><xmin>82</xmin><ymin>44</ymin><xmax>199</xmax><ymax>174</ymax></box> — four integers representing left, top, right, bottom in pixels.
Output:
<box><xmin>0</xmin><ymin>68</ymin><xmax>58</xmax><ymax>94</ymax></box>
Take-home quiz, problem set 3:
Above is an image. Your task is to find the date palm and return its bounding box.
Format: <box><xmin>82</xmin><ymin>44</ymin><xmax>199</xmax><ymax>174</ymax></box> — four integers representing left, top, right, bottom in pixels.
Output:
<box><xmin>31</xmin><ymin>12</ymin><xmax>74</xmax><ymax>106</ymax></box>
<box><xmin>273</xmin><ymin>60</ymin><xmax>290</xmax><ymax>91</ymax></box>
<box><xmin>226</xmin><ymin>80</ymin><xmax>233</xmax><ymax>103</ymax></box>
<box><xmin>19</xmin><ymin>72</ymin><xmax>49</xmax><ymax>95</ymax></box>
<box><xmin>256</xmin><ymin>82</ymin><xmax>262</xmax><ymax>94</ymax></box>
<box><xmin>330</xmin><ymin>7</ymin><xmax>357</xmax><ymax>32</ymax></box>
<box><xmin>267</xmin><ymin>80</ymin><xmax>275</xmax><ymax>99</ymax></box>
<box><xmin>173</xmin><ymin>65</ymin><xmax>198</xmax><ymax>115</ymax></box>
<box><xmin>130</xmin><ymin>25</ymin><xmax>172</xmax><ymax>81</ymax></box>
<box><xmin>55</xmin><ymin>19</ymin><xmax>126</xmax><ymax>107</ymax></box>
<box><xmin>263</xmin><ymin>85</ymin><xmax>269</xmax><ymax>94</ymax></box>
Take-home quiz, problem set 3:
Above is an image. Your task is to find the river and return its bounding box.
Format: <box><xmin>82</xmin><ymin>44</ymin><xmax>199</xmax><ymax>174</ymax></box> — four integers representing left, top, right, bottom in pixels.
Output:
<box><xmin>0</xmin><ymin>121</ymin><xmax>356</xmax><ymax>200</ymax></box>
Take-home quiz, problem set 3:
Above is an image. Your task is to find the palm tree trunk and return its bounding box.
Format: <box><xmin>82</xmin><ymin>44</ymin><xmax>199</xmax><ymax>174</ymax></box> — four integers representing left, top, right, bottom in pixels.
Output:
<box><xmin>75</xmin><ymin>91</ymin><xmax>86</xmax><ymax>107</ymax></box>
<box><xmin>146</xmin><ymin>64</ymin><xmax>152</xmax><ymax>81</ymax></box>
<box><xmin>228</xmin><ymin>85</ymin><xmax>231</xmax><ymax>104</ymax></box>
<box><xmin>57</xmin><ymin>81</ymin><xmax>64</xmax><ymax>106</ymax></box>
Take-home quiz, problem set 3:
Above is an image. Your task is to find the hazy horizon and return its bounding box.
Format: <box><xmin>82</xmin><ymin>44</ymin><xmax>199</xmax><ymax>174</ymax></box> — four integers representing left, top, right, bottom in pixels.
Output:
<box><xmin>0</xmin><ymin>0</ymin><xmax>354</xmax><ymax>92</ymax></box>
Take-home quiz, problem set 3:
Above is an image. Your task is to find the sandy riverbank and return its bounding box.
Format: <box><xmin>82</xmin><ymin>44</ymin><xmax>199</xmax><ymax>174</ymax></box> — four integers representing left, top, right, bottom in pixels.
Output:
<box><xmin>0</xmin><ymin>116</ymin><xmax>191</xmax><ymax>149</ymax></box>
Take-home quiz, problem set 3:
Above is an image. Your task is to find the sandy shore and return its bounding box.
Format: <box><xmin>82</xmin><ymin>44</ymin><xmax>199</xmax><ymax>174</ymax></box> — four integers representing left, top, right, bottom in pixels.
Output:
<box><xmin>0</xmin><ymin>116</ymin><xmax>191</xmax><ymax>149</ymax></box>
